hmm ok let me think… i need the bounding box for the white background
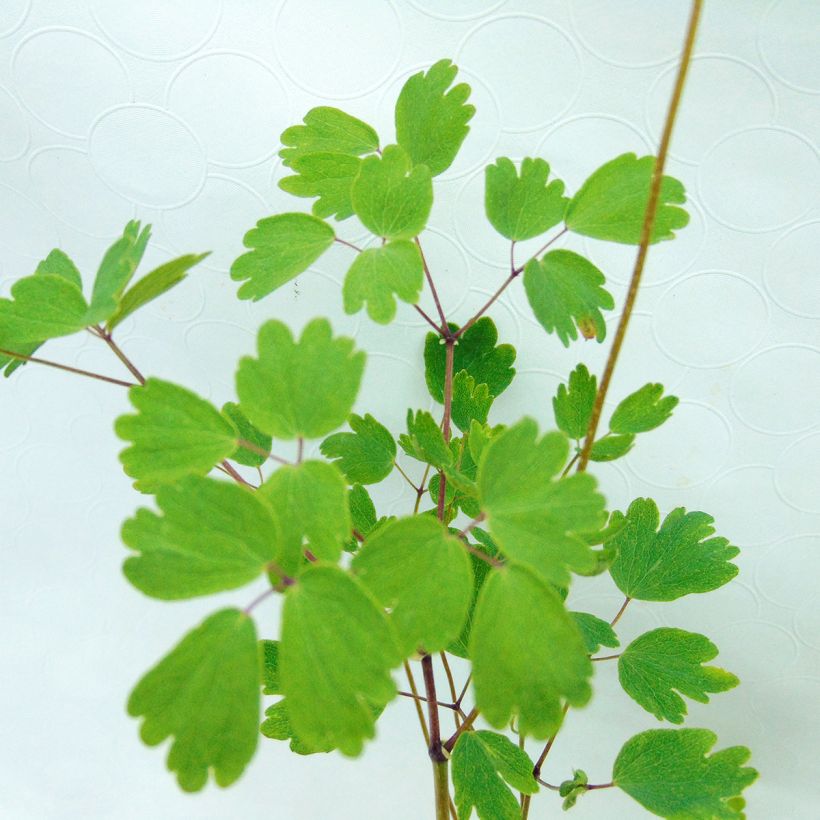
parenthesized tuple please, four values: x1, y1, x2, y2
(1, 1, 819, 818)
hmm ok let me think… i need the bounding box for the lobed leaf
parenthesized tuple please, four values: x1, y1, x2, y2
(280, 564, 401, 756)
(613, 729, 757, 819)
(115, 378, 238, 493)
(485, 157, 568, 241)
(128, 609, 259, 792)
(236, 318, 365, 440)
(524, 250, 614, 346)
(566, 153, 689, 244)
(589, 432, 635, 462)
(572, 611, 620, 654)
(607, 498, 740, 601)
(451, 370, 494, 433)
(398, 408, 453, 470)
(395, 58, 474, 177)
(280, 106, 379, 166)
(122, 475, 282, 599)
(320, 413, 396, 485)
(619, 628, 739, 723)
(230, 213, 335, 301)
(553, 363, 597, 440)
(610, 382, 679, 434)
(280, 152, 362, 221)
(222, 401, 272, 468)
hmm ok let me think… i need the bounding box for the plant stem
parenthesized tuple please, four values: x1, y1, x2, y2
(403, 661, 431, 748)
(414, 304, 443, 333)
(577, 0, 703, 472)
(96, 326, 146, 384)
(334, 237, 363, 253)
(0, 347, 137, 388)
(416, 237, 448, 333)
(236, 438, 291, 466)
(443, 707, 479, 752)
(436, 338, 455, 520)
(455, 673, 471, 709)
(591, 653, 621, 662)
(394, 460, 420, 492)
(422, 654, 450, 820)
(433, 757, 450, 820)
(533, 703, 569, 780)
(610, 596, 632, 627)
(439, 653, 461, 729)
(458, 512, 486, 538)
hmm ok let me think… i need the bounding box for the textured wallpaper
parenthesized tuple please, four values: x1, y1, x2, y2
(1, 1, 818, 818)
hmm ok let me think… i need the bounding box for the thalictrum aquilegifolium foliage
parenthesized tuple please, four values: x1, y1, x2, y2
(0, 45, 756, 820)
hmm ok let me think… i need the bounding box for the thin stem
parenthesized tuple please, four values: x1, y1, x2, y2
(414, 464, 432, 514)
(455, 673, 472, 709)
(591, 653, 622, 662)
(296, 437, 304, 464)
(236, 438, 291, 466)
(96, 326, 146, 384)
(243, 585, 280, 614)
(532, 702, 570, 779)
(436, 339, 455, 520)
(534, 778, 561, 792)
(415, 237, 448, 332)
(439, 653, 461, 729)
(458, 512, 486, 539)
(443, 707, 479, 753)
(394, 460, 421, 493)
(396, 691, 463, 713)
(561, 452, 580, 479)
(610, 596, 632, 627)
(511, 227, 568, 276)
(0, 348, 137, 389)
(219, 459, 254, 487)
(461, 540, 503, 568)
(577, 0, 702, 472)
(422, 654, 450, 820)
(414, 304, 443, 333)
(351, 529, 365, 543)
(403, 661, 431, 748)
(334, 237, 363, 253)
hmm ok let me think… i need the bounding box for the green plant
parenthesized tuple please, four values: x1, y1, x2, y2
(0, 3, 758, 817)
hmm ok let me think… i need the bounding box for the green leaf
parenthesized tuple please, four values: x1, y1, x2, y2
(524, 250, 614, 346)
(608, 498, 740, 601)
(477, 418, 607, 585)
(613, 729, 757, 819)
(236, 318, 365, 440)
(425, 318, 516, 403)
(122, 476, 282, 599)
(260, 699, 334, 755)
(470, 564, 592, 737)
(115, 378, 238, 493)
(230, 214, 335, 301)
(485, 157, 568, 241)
(619, 628, 739, 724)
(571, 611, 620, 654)
(107, 253, 209, 331)
(128, 608, 259, 792)
(566, 153, 689, 245)
(452, 730, 538, 820)
(395, 58, 474, 177)
(553, 364, 597, 440)
(559, 769, 589, 811)
(0, 249, 86, 375)
(589, 433, 635, 462)
(89, 220, 151, 321)
(352, 516, 472, 656)
(280, 106, 379, 166)
(448, 527, 499, 658)
(342, 239, 424, 323)
(320, 413, 396, 485)
(468, 419, 493, 465)
(280, 152, 363, 221)
(222, 402, 272, 468)
(351, 145, 433, 240)
(451, 370, 494, 433)
(428, 435, 481, 519)
(610, 383, 679, 434)
(260, 640, 280, 694)
(280, 564, 401, 756)
(257, 461, 349, 574)
(398, 409, 453, 470)
(348, 483, 377, 538)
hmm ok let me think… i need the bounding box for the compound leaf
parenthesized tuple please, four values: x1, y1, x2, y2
(342, 239, 424, 323)
(470, 564, 592, 737)
(395, 58, 475, 177)
(607, 498, 740, 601)
(619, 628, 739, 723)
(485, 157, 568, 240)
(477, 418, 607, 585)
(553, 363, 597, 440)
(280, 106, 379, 166)
(320, 413, 396, 485)
(280, 564, 401, 756)
(128, 608, 259, 792)
(610, 383, 679, 434)
(452, 730, 538, 820)
(572, 611, 620, 654)
(524, 250, 614, 346)
(350, 145, 433, 240)
(425, 318, 516, 403)
(566, 153, 689, 245)
(89, 220, 151, 322)
(230, 213, 335, 301)
(257, 461, 350, 574)
(222, 402, 272, 468)
(107, 252, 209, 331)
(352, 516, 472, 656)
(613, 729, 757, 819)
(398, 409, 453, 470)
(122, 476, 282, 599)
(451, 370, 494, 433)
(115, 378, 238, 493)
(236, 318, 365, 440)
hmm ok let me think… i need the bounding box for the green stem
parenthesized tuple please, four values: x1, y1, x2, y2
(433, 758, 450, 820)
(0, 347, 136, 388)
(577, 0, 703, 472)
